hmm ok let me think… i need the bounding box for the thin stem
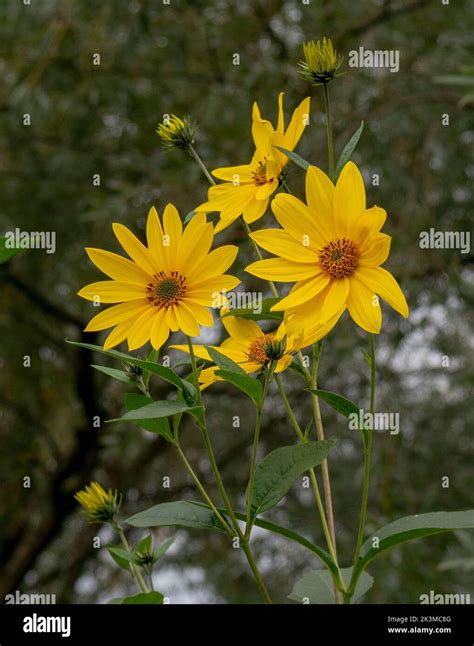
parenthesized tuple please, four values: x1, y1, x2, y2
(116, 525, 148, 594)
(188, 143, 216, 185)
(186, 335, 273, 604)
(245, 369, 271, 538)
(347, 334, 376, 600)
(323, 84, 334, 181)
(241, 219, 279, 298)
(274, 374, 344, 599)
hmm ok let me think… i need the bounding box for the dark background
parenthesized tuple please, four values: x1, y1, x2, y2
(1, 0, 473, 604)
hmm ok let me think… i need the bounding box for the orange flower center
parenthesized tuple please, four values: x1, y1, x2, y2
(319, 238, 359, 279)
(252, 162, 268, 186)
(147, 271, 186, 307)
(247, 333, 276, 365)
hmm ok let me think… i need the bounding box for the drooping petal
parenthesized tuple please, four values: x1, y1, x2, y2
(346, 277, 382, 334)
(272, 273, 330, 310)
(242, 197, 268, 225)
(356, 266, 409, 318)
(320, 278, 350, 323)
(84, 300, 149, 331)
(103, 318, 135, 350)
(174, 301, 200, 336)
(150, 308, 169, 350)
(127, 308, 157, 351)
(212, 165, 255, 182)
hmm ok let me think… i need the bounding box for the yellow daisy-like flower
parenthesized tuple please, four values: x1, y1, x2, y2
(78, 205, 240, 351)
(173, 312, 306, 389)
(74, 481, 121, 523)
(195, 92, 310, 234)
(245, 162, 409, 341)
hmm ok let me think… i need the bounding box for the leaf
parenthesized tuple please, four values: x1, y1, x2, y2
(184, 209, 196, 223)
(308, 389, 360, 419)
(124, 394, 174, 442)
(0, 236, 24, 264)
(289, 567, 373, 604)
(106, 545, 139, 567)
(288, 361, 307, 378)
(335, 121, 364, 179)
(110, 399, 201, 424)
(205, 346, 245, 375)
(222, 297, 283, 321)
(214, 369, 263, 406)
(356, 510, 474, 574)
(91, 364, 135, 385)
(360, 347, 372, 368)
(134, 534, 153, 555)
(153, 537, 176, 563)
(66, 340, 195, 399)
(109, 592, 164, 605)
(274, 146, 310, 171)
(126, 501, 226, 532)
(250, 440, 335, 518)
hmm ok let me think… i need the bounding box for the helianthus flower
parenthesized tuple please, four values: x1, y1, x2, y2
(298, 38, 344, 86)
(74, 481, 121, 523)
(195, 92, 310, 234)
(78, 205, 240, 351)
(172, 311, 307, 389)
(245, 162, 408, 340)
(156, 114, 197, 151)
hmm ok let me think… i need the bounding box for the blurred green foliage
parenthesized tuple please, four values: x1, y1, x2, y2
(0, 0, 473, 603)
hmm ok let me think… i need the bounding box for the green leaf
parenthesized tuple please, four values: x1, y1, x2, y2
(360, 347, 372, 368)
(66, 340, 195, 399)
(106, 545, 139, 567)
(91, 364, 135, 385)
(274, 146, 310, 171)
(134, 534, 153, 555)
(123, 394, 175, 442)
(308, 389, 360, 419)
(214, 369, 263, 406)
(126, 501, 226, 532)
(110, 399, 201, 424)
(0, 236, 24, 264)
(109, 592, 164, 605)
(356, 510, 474, 574)
(222, 297, 283, 321)
(335, 121, 364, 179)
(153, 537, 176, 563)
(289, 567, 373, 604)
(288, 360, 307, 378)
(205, 346, 245, 374)
(184, 209, 196, 223)
(250, 440, 335, 518)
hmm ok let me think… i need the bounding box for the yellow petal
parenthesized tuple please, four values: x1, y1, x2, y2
(346, 278, 382, 333)
(275, 355, 293, 373)
(85, 248, 149, 284)
(334, 161, 366, 238)
(174, 301, 201, 336)
(272, 273, 330, 310)
(276, 91, 285, 133)
(283, 96, 311, 151)
(146, 206, 168, 270)
(127, 308, 157, 351)
(250, 229, 317, 263)
(103, 318, 134, 350)
(246, 257, 317, 281)
(171, 343, 212, 361)
(150, 308, 169, 350)
(222, 314, 261, 344)
(78, 281, 146, 303)
(358, 230, 391, 267)
(356, 266, 409, 318)
(364, 205, 387, 231)
(84, 300, 149, 331)
(320, 278, 350, 323)
(305, 166, 335, 242)
(212, 165, 254, 182)
(271, 193, 328, 249)
(252, 102, 274, 155)
(180, 215, 214, 272)
(163, 203, 183, 268)
(242, 197, 268, 225)
(190, 245, 239, 283)
(112, 223, 156, 275)
(188, 274, 240, 294)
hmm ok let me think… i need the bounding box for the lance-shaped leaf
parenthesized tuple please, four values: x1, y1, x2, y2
(308, 389, 360, 419)
(289, 567, 373, 604)
(274, 146, 310, 171)
(250, 440, 335, 518)
(0, 236, 24, 264)
(335, 121, 364, 179)
(123, 393, 174, 443)
(205, 346, 245, 374)
(126, 501, 227, 532)
(214, 369, 263, 406)
(92, 364, 135, 385)
(108, 399, 202, 425)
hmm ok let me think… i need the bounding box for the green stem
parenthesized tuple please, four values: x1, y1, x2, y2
(116, 525, 148, 594)
(188, 143, 216, 186)
(186, 336, 273, 604)
(346, 334, 376, 602)
(274, 374, 344, 600)
(323, 84, 334, 181)
(245, 369, 271, 538)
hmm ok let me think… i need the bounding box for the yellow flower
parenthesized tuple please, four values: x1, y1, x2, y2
(245, 162, 409, 341)
(298, 38, 344, 86)
(157, 114, 197, 151)
(74, 481, 121, 523)
(172, 311, 308, 389)
(78, 205, 240, 351)
(195, 93, 310, 234)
